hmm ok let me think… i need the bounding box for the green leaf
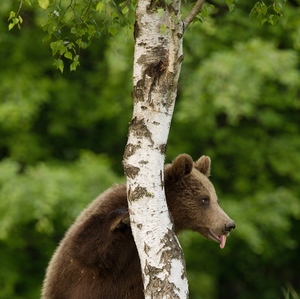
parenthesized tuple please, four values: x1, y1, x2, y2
(70, 27, 77, 34)
(53, 58, 64, 72)
(273, 1, 283, 14)
(38, 0, 50, 9)
(108, 27, 118, 36)
(43, 34, 51, 41)
(96, 2, 105, 12)
(7, 11, 16, 22)
(24, 0, 32, 5)
(76, 38, 89, 49)
(50, 40, 65, 56)
(121, 6, 129, 14)
(13, 18, 20, 25)
(95, 31, 101, 38)
(81, 41, 88, 49)
(249, 2, 260, 18)
(201, 3, 214, 18)
(8, 23, 15, 31)
(262, 14, 281, 25)
(226, 0, 236, 12)
(157, 8, 165, 18)
(70, 55, 80, 71)
(160, 23, 167, 34)
(260, 2, 268, 15)
(228, 3, 235, 12)
(64, 51, 73, 60)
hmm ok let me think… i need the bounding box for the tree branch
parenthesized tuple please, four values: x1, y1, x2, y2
(183, 0, 205, 30)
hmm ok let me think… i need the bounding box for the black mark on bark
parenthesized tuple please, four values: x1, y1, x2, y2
(137, 46, 167, 66)
(147, 0, 166, 12)
(130, 185, 148, 202)
(144, 242, 150, 255)
(159, 143, 167, 155)
(177, 54, 184, 62)
(132, 79, 145, 103)
(134, 20, 140, 40)
(144, 58, 169, 103)
(124, 143, 139, 158)
(160, 170, 164, 190)
(130, 117, 154, 145)
(135, 47, 170, 105)
(160, 228, 186, 271)
(124, 165, 140, 179)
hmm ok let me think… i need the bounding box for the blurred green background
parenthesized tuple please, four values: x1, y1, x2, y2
(1, 1, 300, 298)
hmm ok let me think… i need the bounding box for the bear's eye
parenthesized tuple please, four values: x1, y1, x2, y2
(201, 197, 210, 204)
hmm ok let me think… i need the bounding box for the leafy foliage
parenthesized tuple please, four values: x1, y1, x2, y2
(225, 0, 237, 12)
(178, 38, 299, 124)
(250, 0, 286, 25)
(8, 10, 23, 30)
(7, 0, 135, 71)
(0, 152, 122, 298)
(8, 0, 286, 71)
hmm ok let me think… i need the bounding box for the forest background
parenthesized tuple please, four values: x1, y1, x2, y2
(1, 0, 300, 298)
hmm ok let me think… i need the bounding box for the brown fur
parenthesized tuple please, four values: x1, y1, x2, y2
(42, 154, 235, 299)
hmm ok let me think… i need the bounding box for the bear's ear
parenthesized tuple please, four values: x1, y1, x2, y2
(195, 155, 211, 177)
(171, 154, 194, 180)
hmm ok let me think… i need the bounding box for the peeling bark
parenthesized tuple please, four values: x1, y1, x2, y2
(123, 0, 189, 298)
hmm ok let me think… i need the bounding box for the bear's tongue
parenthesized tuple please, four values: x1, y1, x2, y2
(219, 235, 227, 249)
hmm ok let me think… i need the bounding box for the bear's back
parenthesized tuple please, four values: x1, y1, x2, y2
(41, 184, 144, 299)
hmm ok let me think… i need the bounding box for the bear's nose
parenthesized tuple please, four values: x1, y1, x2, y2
(225, 222, 236, 232)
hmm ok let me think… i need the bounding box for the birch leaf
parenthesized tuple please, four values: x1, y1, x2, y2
(38, 0, 49, 9)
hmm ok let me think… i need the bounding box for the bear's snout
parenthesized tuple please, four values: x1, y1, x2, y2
(224, 221, 236, 232)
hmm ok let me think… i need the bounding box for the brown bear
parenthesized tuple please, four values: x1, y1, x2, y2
(41, 154, 235, 299)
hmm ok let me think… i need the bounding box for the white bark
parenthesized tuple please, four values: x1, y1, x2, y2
(123, 0, 205, 297)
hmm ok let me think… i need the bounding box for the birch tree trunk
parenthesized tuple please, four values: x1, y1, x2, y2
(123, 0, 204, 297)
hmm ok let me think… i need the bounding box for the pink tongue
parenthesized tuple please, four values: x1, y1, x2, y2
(219, 235, 227, 249)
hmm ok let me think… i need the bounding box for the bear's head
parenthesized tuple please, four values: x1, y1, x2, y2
(164, 154, 235, 249)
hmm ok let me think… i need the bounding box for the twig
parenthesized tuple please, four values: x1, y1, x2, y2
(183, 0, 205, 30)
(16, 0, 23, 16)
